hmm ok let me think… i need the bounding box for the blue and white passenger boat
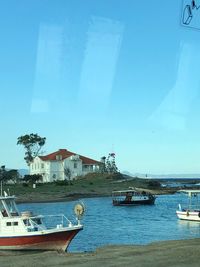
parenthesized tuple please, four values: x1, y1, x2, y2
(112, 188, 156, 206)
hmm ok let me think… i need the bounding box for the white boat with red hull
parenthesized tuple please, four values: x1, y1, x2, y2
(0, 193, 85, 251)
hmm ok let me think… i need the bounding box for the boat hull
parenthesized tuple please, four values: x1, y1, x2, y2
(0, 226, 83, 252)
(113, 198, 155, 206)
(176, 210, 200, 221)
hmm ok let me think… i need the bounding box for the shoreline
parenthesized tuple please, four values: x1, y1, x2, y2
(15, 188, 177, 204)
(5, 173, 181, 204)
(16, 192, 110, 204)
(0, 238, 200, 266)
(4, 173, 179, 204)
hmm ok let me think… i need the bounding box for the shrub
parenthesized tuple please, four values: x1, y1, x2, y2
(147, 180, 161, 188)
(54, 180, 69, 186)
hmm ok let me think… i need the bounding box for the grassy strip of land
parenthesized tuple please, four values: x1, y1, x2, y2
(2, 173, 176, 203)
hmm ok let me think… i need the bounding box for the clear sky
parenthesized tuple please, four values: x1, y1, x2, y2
(1, 0, 200, 175)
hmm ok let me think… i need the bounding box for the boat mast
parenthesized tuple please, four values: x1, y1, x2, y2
(188, 191, 192, 209)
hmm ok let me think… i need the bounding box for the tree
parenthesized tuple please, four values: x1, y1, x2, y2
(6, 169, 20, 184)
(0, 166, 20, 184)
(23, 174, 42, 184)
(109, 153, 118, 173)
(99, 156, 106, 173)
(0, 165, 6, 183)
(17, 133, 46, 165)
(106, 155, 112, 173)
(64, 167, 72, 184)
(100, 153, 119, 174)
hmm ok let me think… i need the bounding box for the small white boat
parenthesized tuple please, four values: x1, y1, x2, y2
(0, 192, 85, 251)
(176, 190, 200, 221)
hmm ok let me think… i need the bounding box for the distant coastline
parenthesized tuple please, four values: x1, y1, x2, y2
(122, 171, 200, 179)
(18, 169, 200, 180)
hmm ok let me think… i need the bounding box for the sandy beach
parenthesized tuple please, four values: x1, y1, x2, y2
(0, 238, 200, 267)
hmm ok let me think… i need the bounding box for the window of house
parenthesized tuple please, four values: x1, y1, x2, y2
(84, 165, 89, 169)
(74, 162, 77, 168)
(13, 222, 18, 226)
(41, 163, 44, 168)
(6, 222, 11, 226)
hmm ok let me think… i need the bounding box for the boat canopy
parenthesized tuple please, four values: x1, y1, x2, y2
(112, 188, 150, 193)
(112, 190, 136, 193)
(112, 189, 150, 196)
(178, 190, 200, 194)
(178, 190, 200, 197)
(0, 195, 19, 217)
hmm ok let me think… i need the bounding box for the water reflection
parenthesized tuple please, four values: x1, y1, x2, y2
(178, 220, 200, 235)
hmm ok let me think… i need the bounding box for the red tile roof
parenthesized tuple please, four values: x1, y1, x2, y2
(39, 149, 100, 165)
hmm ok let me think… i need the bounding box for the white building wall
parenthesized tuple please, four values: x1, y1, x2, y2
(49, 161, 65, 182)
(30, 157, 49, 182)
(63, 156, 82, 179)
(30, 155, 99, 182)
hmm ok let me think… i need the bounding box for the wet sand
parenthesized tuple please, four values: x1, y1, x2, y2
(1, 238, 200, 267)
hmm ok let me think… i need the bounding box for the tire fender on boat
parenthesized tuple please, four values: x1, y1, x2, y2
(186, 210, 189, 216)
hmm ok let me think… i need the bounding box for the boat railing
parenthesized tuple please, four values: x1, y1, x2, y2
(181, 204, 200, 211)
(35, 214, 73, 229)
(28, 217, 46, 232)
(189, 204, 200, 210)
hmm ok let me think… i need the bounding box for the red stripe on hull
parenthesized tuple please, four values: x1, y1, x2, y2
(0, 228, 82, 251)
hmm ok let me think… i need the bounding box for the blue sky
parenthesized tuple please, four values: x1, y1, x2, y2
(1, 0, 200, 175)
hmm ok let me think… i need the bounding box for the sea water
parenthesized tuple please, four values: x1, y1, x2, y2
(19, 194, 200, 252)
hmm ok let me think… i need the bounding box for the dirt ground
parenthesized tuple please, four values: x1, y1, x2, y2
(1, 238, 200, 267)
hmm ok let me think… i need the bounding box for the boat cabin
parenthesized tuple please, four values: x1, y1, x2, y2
(0, 196, 19, 218)
(0, 195, 46, 234)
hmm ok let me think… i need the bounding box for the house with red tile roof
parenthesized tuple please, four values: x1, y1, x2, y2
(29, 149, 101, 182)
